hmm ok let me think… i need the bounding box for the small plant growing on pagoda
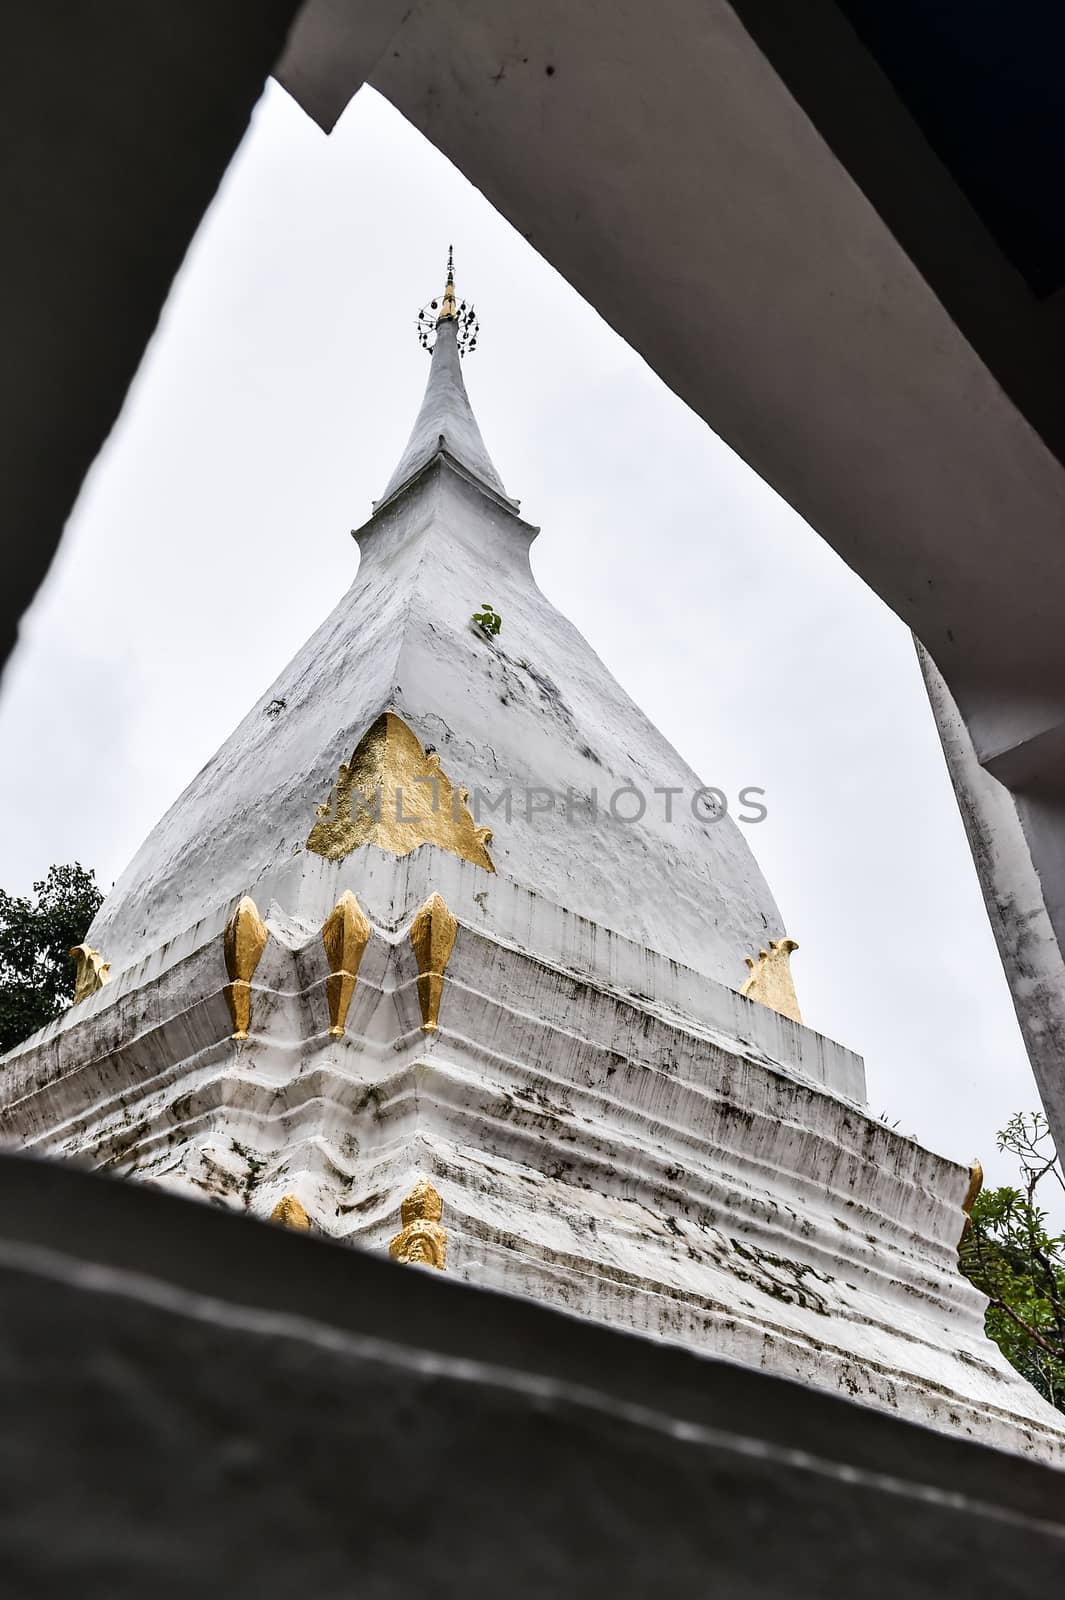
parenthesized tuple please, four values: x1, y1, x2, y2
(472, 602, 502, 637)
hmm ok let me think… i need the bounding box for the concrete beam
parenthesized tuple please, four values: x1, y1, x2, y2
(1, 1152, 1063, 1593)
(275, 0, 414, 133)
(1, 1, 302, 678)
(919, 644, 1065, 1153)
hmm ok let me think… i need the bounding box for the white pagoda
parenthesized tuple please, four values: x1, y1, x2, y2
(4, 256, 1063, 1464)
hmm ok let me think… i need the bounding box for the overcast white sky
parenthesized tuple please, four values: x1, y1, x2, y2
(0, 82, 1045, 1192)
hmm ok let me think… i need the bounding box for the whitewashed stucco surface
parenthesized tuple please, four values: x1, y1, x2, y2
(87, 319, 786, 995)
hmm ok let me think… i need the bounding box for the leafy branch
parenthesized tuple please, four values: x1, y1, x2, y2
(959, 1111, 1065, 1412)
(472, 602, 502, 637)
(0, 863, 104, 1054)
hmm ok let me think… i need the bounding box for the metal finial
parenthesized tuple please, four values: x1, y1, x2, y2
(415, 248, 480, 358)
(439, 246, 458, 322)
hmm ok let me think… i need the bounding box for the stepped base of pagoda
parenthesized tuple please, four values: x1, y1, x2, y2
(2, 884, 1062, 1464)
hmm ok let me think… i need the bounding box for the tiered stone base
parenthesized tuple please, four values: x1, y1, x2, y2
(3, 875, 1063, 1464)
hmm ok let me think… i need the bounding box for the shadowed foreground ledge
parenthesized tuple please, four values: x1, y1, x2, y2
(0, 1152, 1061, 1595)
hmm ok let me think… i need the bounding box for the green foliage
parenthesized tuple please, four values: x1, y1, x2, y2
(472, 601, 502, 637)
(959, 1112, 1065, 1412)
(0, 863, 104, 1054)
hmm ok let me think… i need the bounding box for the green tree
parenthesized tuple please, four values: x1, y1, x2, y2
(0, 863, 104, 1054)
(959, 1111, 1065, 1413)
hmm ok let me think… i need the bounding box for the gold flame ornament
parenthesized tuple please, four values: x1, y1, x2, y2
(223, 896, 269, 1040)
(959, 1160, 983, 1245)
(306, 713, 493, 873)
(409, 893, 458, 1033)
(270, 1193, 311, 1232)
(69, 944, 111, 1005)
(321, 890, 372, 1036)
(389, 1178, 447, 1270)
(740, 937, 802, 1024)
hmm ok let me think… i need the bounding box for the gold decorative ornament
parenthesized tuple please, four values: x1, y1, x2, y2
(959, 1160, 983, 1244)
(223, 895, 269, 1040)
(409, 892, 458, 1033)
(321, 890, 372, 1037)
(69, 944, 111, 1005)
(306, 711, 494, 873)
(438, 251, 458, 322)
(416, 247, 479, 356)
(740, 937, 802, 1024)
(389, 1177, 447, 1269)
(270, 1193, 311, 1231)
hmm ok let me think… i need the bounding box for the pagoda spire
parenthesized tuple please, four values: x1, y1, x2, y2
(376, 251, 512, 509)
(438, 245, 458, 322)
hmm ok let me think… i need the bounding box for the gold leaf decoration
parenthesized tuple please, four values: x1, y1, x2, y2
(223, 895, 269, 1040)
(306, 712, 494, 872)
(69, 945, 111, 1005)
(740, 937, 802, 1024)
(389, 1177, 447, 1270)
(409, 892, 458, 1033)
(270, 1193, 311, 1231)
(959, 1160, 983, 1245)
(321, 890, 372, 1036)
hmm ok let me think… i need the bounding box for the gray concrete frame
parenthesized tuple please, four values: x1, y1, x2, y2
(1, 1151, 1063, 1594)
